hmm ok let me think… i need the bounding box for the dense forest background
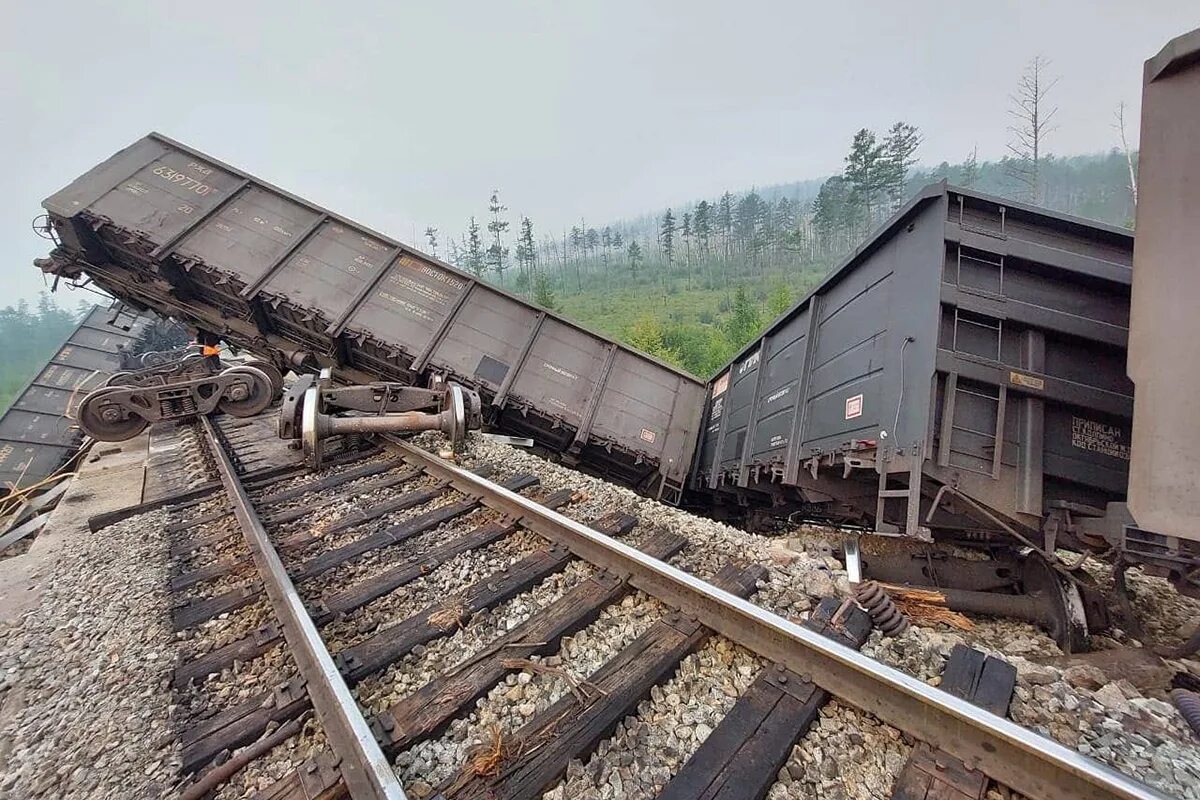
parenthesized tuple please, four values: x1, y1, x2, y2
(430, 144, 1136, 378)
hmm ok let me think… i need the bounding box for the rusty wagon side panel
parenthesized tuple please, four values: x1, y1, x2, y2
(40, 134, 706, 498)
(0, 306, 146, 493)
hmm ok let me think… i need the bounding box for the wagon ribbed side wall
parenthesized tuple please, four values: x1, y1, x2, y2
(0, 307, 146, 492)
(41, 133, 705, 493)
(695, 193, 943, 495)
(929, 190, 1134, 532)
(695, 183, 1135, 540)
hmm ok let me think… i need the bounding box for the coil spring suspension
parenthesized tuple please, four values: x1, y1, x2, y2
(854, 580, 910, 637)
(1172, 689, 1200, 739)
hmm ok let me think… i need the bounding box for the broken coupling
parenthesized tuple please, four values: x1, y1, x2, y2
(853, 580, 910, 637)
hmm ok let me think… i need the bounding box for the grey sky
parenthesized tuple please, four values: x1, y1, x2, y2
(1, 1, 1194, 307)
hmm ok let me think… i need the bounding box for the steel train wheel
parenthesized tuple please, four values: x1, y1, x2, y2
(243, 360, 285, 399)
(278, 373, 315, 439)
(446, 384, 467, 450)
(77, 387, 149, 442)
(301, 384, 323, 469)
(217, 366, 274, 418)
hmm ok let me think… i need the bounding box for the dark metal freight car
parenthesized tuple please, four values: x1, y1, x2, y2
(0, 306, 147, 493)
(37, 134, 706, 499)
(695, 182, 1135, 547)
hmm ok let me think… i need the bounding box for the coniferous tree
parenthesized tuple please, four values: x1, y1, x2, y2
(881, 122, 923, 209)
(725, 286, 763, 349)
(569, 226, 584, 262)
(465, 216, 485, 278)
(844, 128, 887, 233)
(717, 192, 735, 262)
(515, 216, 537, 292)
(486, 190, 510, 280)
(693, 200, 712, 258)
(627, 240, 643, 276)
(812, 176, 853, 256)
(659, 209, 676, 265)
(533, 271, 558, 310)
(680, 212, 692, 268)
(767, 283, 792, 318)
(424, 226, 439, 257)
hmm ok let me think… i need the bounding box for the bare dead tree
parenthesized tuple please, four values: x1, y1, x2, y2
(1114, 101, 1138, 207)
(1006, 56, 1059, 203)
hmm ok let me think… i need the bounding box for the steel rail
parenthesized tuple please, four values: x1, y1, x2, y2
(385, 437, 1169, 800)
(200, 418, 407, 800)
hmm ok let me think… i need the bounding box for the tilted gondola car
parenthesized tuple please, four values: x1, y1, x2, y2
(35, 134, 706, 500)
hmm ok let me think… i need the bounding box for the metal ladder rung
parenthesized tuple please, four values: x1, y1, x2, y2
(878, 489, 912, 498)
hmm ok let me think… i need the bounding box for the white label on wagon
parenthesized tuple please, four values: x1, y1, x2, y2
(845, 394, 864, 420)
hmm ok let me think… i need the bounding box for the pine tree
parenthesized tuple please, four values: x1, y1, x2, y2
(486, 190, 511, 280)
(693, 200, 712, 258)
(515, 216, 537, 292)
(767, 283, 792, 318)
(717, 192, 734, 261)
(659, 209, 676, 264)
(680, 211, 692, 268)
(844, 128, 886, 232)
(569, 226, 584, 260)
(627, 240, 643, 275)
(735, 192, 768, 263)
(533, 271, 558, 310)
(585, 228, 600, 259)
(424, 226, 439, 257)
(881, 122, 922, 209)
(725, 286, 763, 348)
(465, 216, 485, 278)
(812, 176, 852, 256)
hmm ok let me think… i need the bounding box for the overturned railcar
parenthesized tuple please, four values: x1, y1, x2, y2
(0, 305, 147, 493)
(37, 134, 706, 499)
(695, 182, 1137, 552)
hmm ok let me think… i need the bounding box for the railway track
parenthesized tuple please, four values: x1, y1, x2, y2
(154, 415, 1172, 800)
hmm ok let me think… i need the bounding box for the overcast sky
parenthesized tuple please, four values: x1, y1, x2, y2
(1, 2, 1194, 307)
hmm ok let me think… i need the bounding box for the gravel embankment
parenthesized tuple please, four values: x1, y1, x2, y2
(435, 433, 1200, 800)
(0, 509, 178, 799)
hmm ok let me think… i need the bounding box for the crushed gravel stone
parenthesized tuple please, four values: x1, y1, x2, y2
(0, 509, 179, 799)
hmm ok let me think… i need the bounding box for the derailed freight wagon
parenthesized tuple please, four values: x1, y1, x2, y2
(0, 305, 147, 494)
(695, 182, 1136, 551)
(36, 134, 706, 499)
